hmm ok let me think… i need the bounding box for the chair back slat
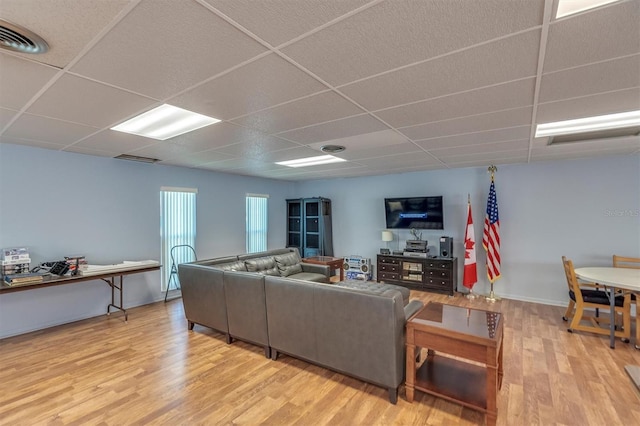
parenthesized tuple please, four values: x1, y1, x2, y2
(562, 256, 583, 302)
(613, 255, 640, 269)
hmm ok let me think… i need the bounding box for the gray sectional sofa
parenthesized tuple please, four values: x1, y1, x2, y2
(178, 248, 423, 403)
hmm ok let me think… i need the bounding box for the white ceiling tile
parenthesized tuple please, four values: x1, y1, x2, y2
(442, 156, 528, 168)
(336, 141, 422, 161)
(0, 0, 131, 68)
(161, 150, 235, 166)
(27, 74, 157, 128)
(438, 148, 529, 164)
(307, 129, 408, 151)
(231, 91, 363, 134)
(253, 146, 326, 163)
(340, 30, 541, 111)
(62, 146, 119, 158)
(179, 122, 300, 152)
(400, 107, 533, 141)
(0, 53, 59, 110)
(0, 107, 18, 130)
(170, 54, 327, 120)
(539, 55, 640, 103)
(212, 139, 301, 159)
(355, 151, 441, 168)
(70, 0, 267, 99)
(204, 0, 374, 47)
(72, 129, 156, 153)
(544, 1, 640, 73)
(376, 79, 536, 128)
(414, 127, 532, 150)
(276, 114, 389, 144)
(429, 140, 530, 158)
(537, 88, 640, 123)
(282, 0, 544, 86)
(3, 113, 99, 145)
(127, 141, 203, 160)
(0, 135, 66, 150)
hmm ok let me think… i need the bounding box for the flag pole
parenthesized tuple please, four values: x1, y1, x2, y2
(465, 194, 477, 299)
(486, 165, 501, 303)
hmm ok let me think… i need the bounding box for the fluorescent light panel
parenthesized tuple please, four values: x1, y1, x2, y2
(535, 110, 640, 138)
(111, 104, 220, 140)
(556, 0, 621, 18)
(276, 155, 347, 168)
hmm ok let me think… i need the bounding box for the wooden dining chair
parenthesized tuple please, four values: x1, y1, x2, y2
(613, 255, 640, 349)
(561, 256, 601, 322)
(562, 256, 631, 341)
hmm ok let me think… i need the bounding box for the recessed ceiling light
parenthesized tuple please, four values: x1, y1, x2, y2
(111, 104, 220, 140)
(276, 155, 347, 168)
(535, 110, 640, 138)
(555, 0, 621, 18)
(320, 145, 346, 153)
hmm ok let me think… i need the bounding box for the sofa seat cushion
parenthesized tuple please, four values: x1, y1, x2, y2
(289, 272, 328, 283)
(336, 280, 410, 305)
(245, 257, 279, 275)
(274, 252, 303, 277)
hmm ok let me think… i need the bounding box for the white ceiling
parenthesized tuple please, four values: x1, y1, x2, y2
(0, 0, 638, 181)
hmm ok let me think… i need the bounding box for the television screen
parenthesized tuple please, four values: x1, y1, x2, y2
(384, 196, 444, 230)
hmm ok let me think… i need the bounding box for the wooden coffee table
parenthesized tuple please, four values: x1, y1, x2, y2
(302, 256, 344, 282)
(406, 302, 503, 426)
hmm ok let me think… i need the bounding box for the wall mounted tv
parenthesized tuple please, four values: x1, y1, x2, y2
(384, 196, 444, 230)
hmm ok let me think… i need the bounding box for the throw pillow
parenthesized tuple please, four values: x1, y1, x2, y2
(274, 252, 303, 277)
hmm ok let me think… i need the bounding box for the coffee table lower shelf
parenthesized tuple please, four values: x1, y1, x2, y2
(415, 354, 489, 412)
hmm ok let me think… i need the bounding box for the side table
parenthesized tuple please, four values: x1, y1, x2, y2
(302, 256, 344, 282)
(406, 302, 503, 426)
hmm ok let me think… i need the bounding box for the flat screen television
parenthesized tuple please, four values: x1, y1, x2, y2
(384, 196, 444, 230)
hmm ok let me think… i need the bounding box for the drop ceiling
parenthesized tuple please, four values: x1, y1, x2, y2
(0, 0, 638, 181)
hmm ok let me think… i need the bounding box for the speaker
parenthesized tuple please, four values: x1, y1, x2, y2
(359, 258, 371, 274)
(439, 236, 453, 258)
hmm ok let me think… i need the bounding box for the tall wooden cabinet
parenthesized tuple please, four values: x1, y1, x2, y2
(286, 197, 333, 257)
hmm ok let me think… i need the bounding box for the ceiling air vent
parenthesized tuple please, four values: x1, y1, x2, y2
(0, 19, 49, 54)
(320, 144, 346, 153)
(547, 126, 640, 145)
(115, 154, 160, 164)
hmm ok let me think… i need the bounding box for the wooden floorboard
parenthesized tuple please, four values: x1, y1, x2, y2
(0, 290, 639, 425)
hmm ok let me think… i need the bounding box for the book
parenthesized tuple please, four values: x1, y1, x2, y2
(4, 273, 44, 285)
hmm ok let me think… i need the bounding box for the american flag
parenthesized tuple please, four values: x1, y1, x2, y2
(482, 180, 501, 283)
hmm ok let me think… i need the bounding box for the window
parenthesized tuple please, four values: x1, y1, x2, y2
(160, 187, 197, 291)
(246, 193, 268, 253)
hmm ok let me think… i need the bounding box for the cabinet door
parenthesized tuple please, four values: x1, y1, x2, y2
(286, 200, 302, 252)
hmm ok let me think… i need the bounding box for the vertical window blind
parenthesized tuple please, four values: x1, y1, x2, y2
(160, 187, 197, 291)
(246, 194, 268, 253)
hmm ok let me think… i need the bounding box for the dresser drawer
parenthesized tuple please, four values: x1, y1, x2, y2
(378, 256, 401, 266)
(425, 278, 450, 288)
(426, 260, 453, 270)
(378, 271, 400, 281)
(425, 269, 451, 279)
(378, 263, 400, 273)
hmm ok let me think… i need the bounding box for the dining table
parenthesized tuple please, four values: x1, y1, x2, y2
(574, 267, 640, 349)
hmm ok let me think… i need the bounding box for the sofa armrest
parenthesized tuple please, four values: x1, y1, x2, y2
(404, 300, 424, 321)
(300, 263, 330, 280)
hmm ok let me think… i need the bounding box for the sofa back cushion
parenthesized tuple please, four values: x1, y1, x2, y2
(274, 251, 303, 277)
(216, 260, 248, 272)
(245, 257, 279, 276)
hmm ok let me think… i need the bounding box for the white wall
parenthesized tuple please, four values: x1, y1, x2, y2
(0, 144, 294, 338)
(1, 143, 638, 338)
(295, 154, 640, 306)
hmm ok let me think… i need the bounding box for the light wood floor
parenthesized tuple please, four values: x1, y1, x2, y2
(1, 291, 639, 425)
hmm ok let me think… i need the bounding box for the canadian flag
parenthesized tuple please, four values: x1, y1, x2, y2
(463, 201, 478, 290)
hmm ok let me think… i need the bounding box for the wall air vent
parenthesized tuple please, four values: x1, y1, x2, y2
(115, 154, 160, 163)
(547, 126, 640, 145)
(0, 19, 49, 54)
